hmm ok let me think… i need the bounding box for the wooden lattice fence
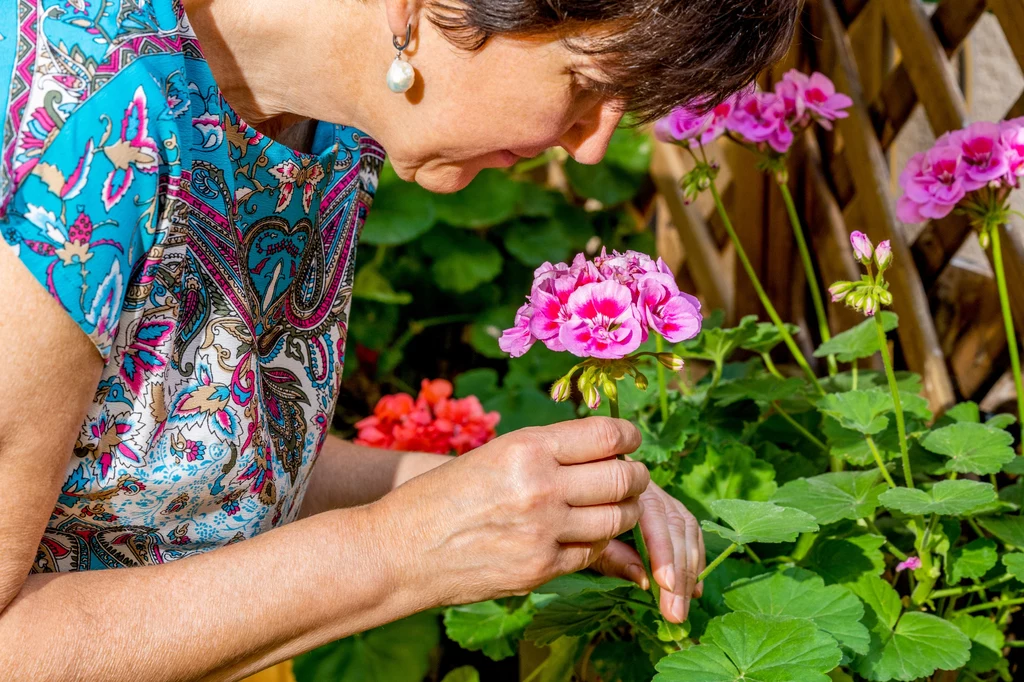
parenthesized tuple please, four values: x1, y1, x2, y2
(653, 0, 1024, 415)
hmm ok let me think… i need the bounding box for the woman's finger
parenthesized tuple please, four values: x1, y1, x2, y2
(667, 509, 690, 623)
(560, 459, 650, 506)
(695, 515, 707, 598)
(590, 539, 648, 588)
(638, 491, 675, 594)
(681, 510, 700, 613)
(558, 497, 643, 543)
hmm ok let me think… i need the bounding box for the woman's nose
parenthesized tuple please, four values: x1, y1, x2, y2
(558, 101, 625, 165)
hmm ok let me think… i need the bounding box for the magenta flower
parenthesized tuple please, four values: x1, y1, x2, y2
(775, 70, 852, 129)
(942, 122, 1009, 191)
(896, 556, 922, 572)
(896, 145, 968, 223)
(498, 303, 535, 358)
(558, 281, 643, 359)
(875, 240, 892, 271)
(638, 274, 703, 343)
(850, 231, 874, 264)
(728, 92, 794, 154)
(655, 97, 736, 148)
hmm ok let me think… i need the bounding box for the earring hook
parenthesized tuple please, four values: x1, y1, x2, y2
(393, 23, 412, 52)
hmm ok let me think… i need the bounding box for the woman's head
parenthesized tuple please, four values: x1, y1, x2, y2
(364, 0, 801, 192)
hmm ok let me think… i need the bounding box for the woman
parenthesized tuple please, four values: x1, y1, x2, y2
(0, 0, 797, 679)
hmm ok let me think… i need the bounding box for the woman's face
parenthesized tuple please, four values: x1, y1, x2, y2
(365, 22, 625, 194)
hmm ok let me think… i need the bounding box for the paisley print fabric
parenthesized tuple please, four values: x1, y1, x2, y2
(0, 0, 383, 571)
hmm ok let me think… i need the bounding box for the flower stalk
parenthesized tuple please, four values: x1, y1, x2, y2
(698, 542, 738, 582)
(990, 226, 1024, 443)
(874, 313, 913, 487)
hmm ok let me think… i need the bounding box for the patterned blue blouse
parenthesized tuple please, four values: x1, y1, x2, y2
(0, 0, 383, 570)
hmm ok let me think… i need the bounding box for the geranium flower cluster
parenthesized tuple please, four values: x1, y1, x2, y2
(655, 70, 853, 155)
(896, 120, 1024, 240)
(829, 231, 893, 317)
(355, 379, 499, 455)
(498, 249, 703, 360)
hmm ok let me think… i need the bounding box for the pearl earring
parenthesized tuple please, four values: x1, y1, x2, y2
(387, 23, 415, 94)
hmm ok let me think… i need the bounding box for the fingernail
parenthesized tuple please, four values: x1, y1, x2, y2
(657, 566, 675, 593)
(628, 564, 648, 589)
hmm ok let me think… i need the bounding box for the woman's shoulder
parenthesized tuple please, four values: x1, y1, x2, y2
(0, 0, 193, 205)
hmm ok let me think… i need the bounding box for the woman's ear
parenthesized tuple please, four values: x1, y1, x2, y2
(383, 0, 423, 40)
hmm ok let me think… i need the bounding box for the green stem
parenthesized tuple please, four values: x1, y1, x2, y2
(773, 402, 828, 452)
(744, 545, 762, 563)
(953, 596, 1024, 616)
(777, 180, 837, 376)
(929, 574, 1013, 599)
(761, 352, 783, 379)
(791, 532, 818, 562)
(851, 364, 858, 390)
(991, 227, 1024, 444)
(874, 312, 913, 487)
(655, 336, 670, 423)
(698, 543, 738, 582)
(708, 180, 824, 395)
(865, 436, 897, 489)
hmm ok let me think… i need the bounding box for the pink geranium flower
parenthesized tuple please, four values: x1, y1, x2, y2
(1000, 119, 1024, 182)
(728, 92, 794, 154)
(941, 122, 1009, 191)
(559, 281, 643, 359)
(655, 96, 737, 148)
(498, 303, 535, 358)
(896, 556, 922, 572)
(775, 70, 852, 129)
(638, 274, 703, 343)
(850, 231, 874, 264)
(896, 145, 968, 223)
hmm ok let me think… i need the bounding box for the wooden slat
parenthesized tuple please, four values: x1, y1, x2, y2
(817, 0, 957, 410)
(725, 141, 769, 321)
(989, 0, 1024, 68)
(837, 0, 871, 25)
(650, 142, 733, 319)
(911, 214, 974, 288)
(992, 223, 1024, 332)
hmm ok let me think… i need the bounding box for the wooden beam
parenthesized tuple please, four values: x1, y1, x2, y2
(817, 0, 957, 410)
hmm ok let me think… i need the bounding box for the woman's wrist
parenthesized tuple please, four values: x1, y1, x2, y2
(393, 452, 454, 489)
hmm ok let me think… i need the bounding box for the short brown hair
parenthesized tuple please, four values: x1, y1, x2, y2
(428, 0, 801, 123)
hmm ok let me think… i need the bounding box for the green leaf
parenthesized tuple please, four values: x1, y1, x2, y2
(771, 470, 885, 525)
(534, 572, 634, 597)
(943, 401, 981, 424)
(564, 128, 650, 205)
(424, 230, 504, 294)
(653, 612, 842, 682)
(948, 539, 998, 584)
(503, 217, 573, 267)
(723, 567, 870, 654)
(712, 376, 806, 407)
(849, 576, 971, 682)
(702, 499, 818, 546)
(740, 322, 801, 355)
(293, 612, 440, 682)
(878, 480, 996, 516)
(952, 614, 1007, 674)
(433, 169, 522, 228)
(525, 590, 624, 646)
(813, 312, 898, 363)
(698, 558, 768, 618)
(817, 390, 892, 435)
(978, 515, 1024, 547)
(919, 422, 1016, 475)
(443, 597, 537, 661)
(676, 316, 760, 366)
(602, 126, 654, 174)
(675, 443, 778, 520)
(808, 534, 886, 585)
(987, 413, 1018, 430)
(360, 167, 437, 245)
(535, 637, 585, 682)
(633, 403, 699, 464)
(821, 416, 900, 467)
(352, 264, 413, 305)
(1002, 552, 1024, 580)
(440, 667, 480, 682)
(590, 640, 658, 682)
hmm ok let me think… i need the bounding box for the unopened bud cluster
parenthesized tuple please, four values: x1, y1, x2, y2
(829, 232, 894, 317)
(548, 353, 686, 410)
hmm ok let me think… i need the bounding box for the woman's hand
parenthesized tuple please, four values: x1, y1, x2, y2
(591, 482, 705, 624)
(371, 417, 651, 607)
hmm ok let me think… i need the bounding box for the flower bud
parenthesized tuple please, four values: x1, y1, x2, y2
(602, 377, 618, 403)
(549, 376, 572, 402)
(656, 353, 685, 372)
(874, 240, 892, 272)
(850, 231, 874, 264)
(582, 383, 601, 410)
(862, 293, 878, 317)
(877, 288, 893, 307)
(980, 229, 992, 249)
(634, 372, 649, 391)
(828, 280, 856, 303)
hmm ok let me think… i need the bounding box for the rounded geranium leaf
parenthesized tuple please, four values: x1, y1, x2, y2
(814, 312, 898, 363)
(878, 480, 996, 517)
(978, 515, 1024, 547)
(653, 612, 842, 682)
(440, 667, 480, 682)
(1002, 552, 1024, 582)
(772, 470, 885, 525)
(817, 390, 893, 435)
(952, 614, 1008, 675)
(919, 422, 1016, 475)
(443, 598, 538, 661)
(432, 169, 522, 228)
(947, 539, 998, 584)
(702, 499, 818, 546)
(723, 567, 870, 654)
(712, 376, 806, 407)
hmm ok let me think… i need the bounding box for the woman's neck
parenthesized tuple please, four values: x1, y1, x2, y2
(181, 0, 388, 138)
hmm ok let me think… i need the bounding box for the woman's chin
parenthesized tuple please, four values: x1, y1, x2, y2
(409, 153, 522, 194)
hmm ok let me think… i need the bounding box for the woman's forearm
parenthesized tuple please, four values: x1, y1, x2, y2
(299, 434, 452, 517)
(0, 505, 432, 682)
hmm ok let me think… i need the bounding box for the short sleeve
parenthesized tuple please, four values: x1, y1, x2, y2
(0, 81, 167, 360)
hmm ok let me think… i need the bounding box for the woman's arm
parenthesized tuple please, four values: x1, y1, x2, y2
(298, 435, 452, 518)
